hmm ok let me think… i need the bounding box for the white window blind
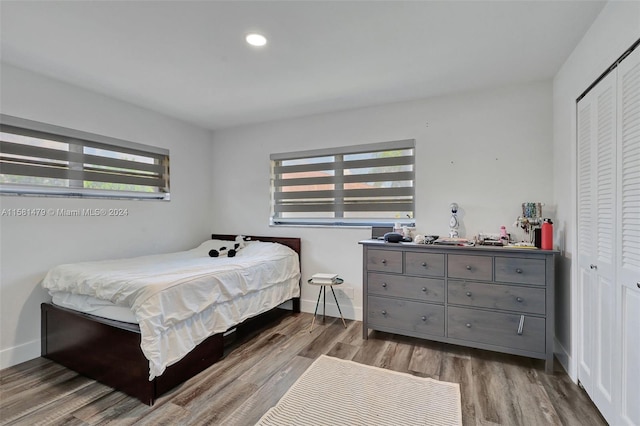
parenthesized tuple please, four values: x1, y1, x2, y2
(270, 139, 415, 226)
(0, 115, 170, 200)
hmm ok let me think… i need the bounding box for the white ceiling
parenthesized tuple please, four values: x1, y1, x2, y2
(0, 1, 605, 131)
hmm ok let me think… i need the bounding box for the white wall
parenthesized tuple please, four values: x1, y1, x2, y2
(0, 64, 214, 368)
(211, 80, 554, 321)
(552, 2, 640, 379)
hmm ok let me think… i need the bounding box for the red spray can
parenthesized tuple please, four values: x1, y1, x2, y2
(541, 219, 553, 250)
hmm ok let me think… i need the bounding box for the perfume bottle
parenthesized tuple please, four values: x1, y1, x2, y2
(500, 225, 508, 243)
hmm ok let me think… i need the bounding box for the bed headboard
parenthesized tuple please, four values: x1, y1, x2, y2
(211, 234, 301, 257)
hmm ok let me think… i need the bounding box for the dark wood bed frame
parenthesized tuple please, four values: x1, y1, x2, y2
(41, 234, 301, 406)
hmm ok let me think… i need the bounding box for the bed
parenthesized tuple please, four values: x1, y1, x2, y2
(40, 234, 301, 405)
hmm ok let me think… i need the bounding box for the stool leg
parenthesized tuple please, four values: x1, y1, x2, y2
(323, 285, 326, 322)
(310, 286, 323, 332)
(330, 286, 347, 328)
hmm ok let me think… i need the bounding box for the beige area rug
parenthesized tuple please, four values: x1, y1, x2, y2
(256, 355, 462, 426)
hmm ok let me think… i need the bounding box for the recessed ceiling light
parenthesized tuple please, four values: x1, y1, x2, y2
(246, 33, 267, 47)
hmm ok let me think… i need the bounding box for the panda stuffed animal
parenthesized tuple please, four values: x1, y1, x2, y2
(208, 235, 251, 258)
(208, 247, 229, 258)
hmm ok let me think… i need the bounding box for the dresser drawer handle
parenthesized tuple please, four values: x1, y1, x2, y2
(421, 315, 427, 321)
(516, 297, 523, 303)
(381, 283, 387, 288)
(421, 262, 427, 267)
(465, 323, 472, 328)
(466, 291, 472, 297)
(516, 268, 523, 274)
(466, 265, 472, 270)
(381, 259, 387, 264)
(517, 315, 525, 335)
(421, 287, 427, 293)
(381, 310, 387, 316)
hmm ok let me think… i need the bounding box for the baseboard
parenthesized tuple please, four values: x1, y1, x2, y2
(554, 337, 577, 382)
(0, 338, 40, 370)
(300, 298, 362, 322)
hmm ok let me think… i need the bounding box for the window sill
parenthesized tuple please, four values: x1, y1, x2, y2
(269, 223, 372, 230)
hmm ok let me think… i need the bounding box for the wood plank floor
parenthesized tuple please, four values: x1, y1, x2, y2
(0, 312, 606, 425)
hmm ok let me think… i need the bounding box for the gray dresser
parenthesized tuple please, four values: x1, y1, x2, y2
(360, 240, 557, 372)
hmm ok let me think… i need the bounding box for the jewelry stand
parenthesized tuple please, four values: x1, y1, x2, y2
(449, 203, 459, 238)
(515, 202, 543, 245)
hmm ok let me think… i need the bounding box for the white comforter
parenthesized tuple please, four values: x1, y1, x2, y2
(41, 240, 301, 380)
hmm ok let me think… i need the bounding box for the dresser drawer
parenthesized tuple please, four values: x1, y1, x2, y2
(448, 280, 546, 315)
(366, 249, 403, 273)
(448, 254, 492, 281)
(495, 257, 546, 286)
(368, 296, 444, 337)
(405, 252, 445, 277)
(448, 306, 545, 353)
(368, 273, 444, 303)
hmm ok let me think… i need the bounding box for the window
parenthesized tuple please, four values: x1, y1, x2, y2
(0, 114, 170, 200)
(270, 139, 415, 226)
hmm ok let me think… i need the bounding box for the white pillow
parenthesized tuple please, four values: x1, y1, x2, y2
(238, 240, 293, 257)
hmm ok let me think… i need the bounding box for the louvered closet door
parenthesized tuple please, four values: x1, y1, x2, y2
(576, 68, 618, 423)
(617, 46, 640, 426)
(577, 90, 596, 395)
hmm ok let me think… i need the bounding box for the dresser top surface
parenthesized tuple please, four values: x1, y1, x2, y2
(359, 239, 559, 255)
